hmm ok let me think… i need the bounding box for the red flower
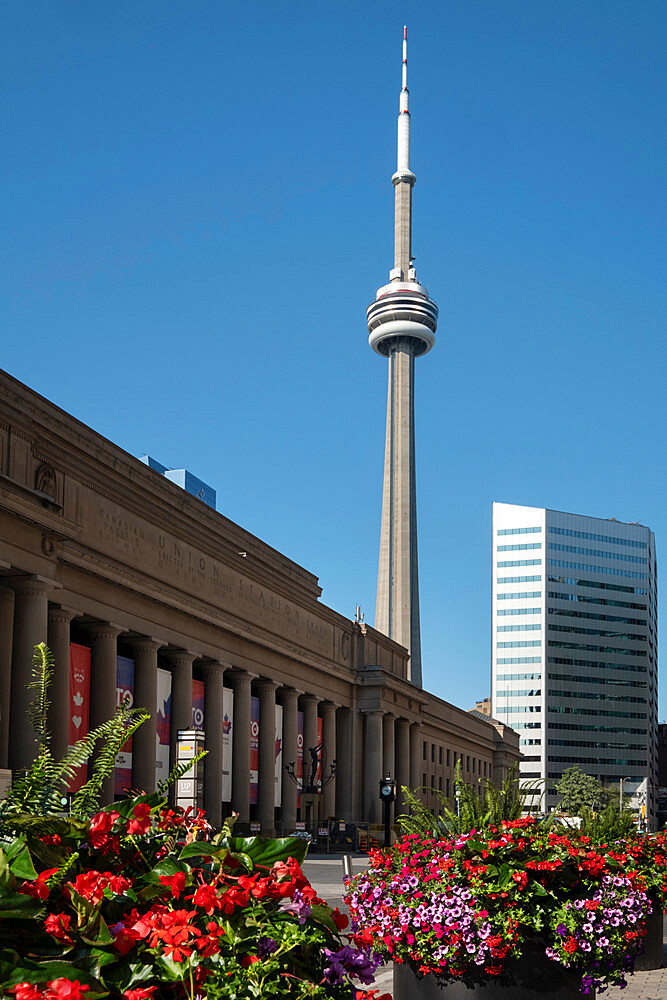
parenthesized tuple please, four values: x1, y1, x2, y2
(240, 955, 260, 967)
(123, 989, 156, 1000)
(127, 803, 151, 836)
(47, 980, 89, 1000)
(11, 985, 46, 1000)
(89, 810, 120, 852)
(18, 868, 59, 901)
(332, 907, 349, 931)
(159, 871, 186, 899)
(563, 938, 578, 954)
(44, 912, 73, 944)
(196, 920, 225, 957)
(190, 882, 221, 915)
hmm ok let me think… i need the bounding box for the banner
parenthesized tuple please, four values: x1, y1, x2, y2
(156, 668, 172, 786)
(222, 688, 233, 801)
(274, 704, 283, 807)
(192, 679, 204, 730)
(114, 656, 134, 797)
(250, 696, 260, 805)
(297, 711, 303, 807)
(68, 644, 91, 794)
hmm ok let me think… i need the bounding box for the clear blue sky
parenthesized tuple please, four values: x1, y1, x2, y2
(2, 2, 665, 718)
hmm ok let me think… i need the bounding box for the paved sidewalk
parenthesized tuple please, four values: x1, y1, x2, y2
(304, 858, 667, 998)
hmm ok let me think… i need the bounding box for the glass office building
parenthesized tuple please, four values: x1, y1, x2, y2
(491, 502, 658, 825)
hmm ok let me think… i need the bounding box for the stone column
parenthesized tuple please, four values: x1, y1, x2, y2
(202, 662, 225, 829)
(88, 623, 122, 804)
(363, 710, 383, 824)
(382, 713, 395, 826)
(0, 587, 15, 770)
(47, 607, 76, 764)
(350, 707, 363, 821)
(9, 577, 51, 773)
(130, 639, 161, 793)
(231, 671, 251, 827)
(395, 718, 411, 816)
(169, 649, 196, 749)
(321, 701, 337, 820)
(257, 679, 277, 836)
(410, 721, 423, 803)
(301, 694, 319, 786)
(335, 707, 352, 820)
(280, 688, 299, 833)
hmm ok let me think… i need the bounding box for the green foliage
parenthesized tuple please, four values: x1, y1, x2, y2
(396, 761, 544, 837)
(579, 801, 636, 840)
(0, 643, 149, 835)
(157, 748, 207, 796)
(555, 765, 609, 815)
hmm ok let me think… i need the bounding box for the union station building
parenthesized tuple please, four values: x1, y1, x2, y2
(0, 369, 520, 833)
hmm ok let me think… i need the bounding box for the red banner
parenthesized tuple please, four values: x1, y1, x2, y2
(250, 696, 259, 805)
(68, 643, 91, 794)
(192, 679, 204, 730)
(114, 656, 134, 797)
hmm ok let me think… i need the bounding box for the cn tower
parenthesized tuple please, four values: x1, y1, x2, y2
(367, 27, 438, 688)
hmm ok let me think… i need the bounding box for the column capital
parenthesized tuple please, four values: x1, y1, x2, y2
(87, 621, 124, 640)
(320, 699, 337, 714)
(363, 707, 385, 718)
(200, 659, 225, 677)
(48, 605, 77, 625)
(395, 716, 411, 731)
(165, 648, 199, 666)
(279, 686, 299, 703)
(128, 637, 163, 655)
(10, 574, 59, 598)
(255, 678, 278, 695)
(228, 668, 251, 685)
(300, 693, 319, 707)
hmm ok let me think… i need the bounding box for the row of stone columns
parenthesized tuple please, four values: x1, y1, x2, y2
(0, 578, 358, 834)
(363, 711, 422, 824)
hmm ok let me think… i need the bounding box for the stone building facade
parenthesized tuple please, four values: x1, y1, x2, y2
(0, 369, 519, 832)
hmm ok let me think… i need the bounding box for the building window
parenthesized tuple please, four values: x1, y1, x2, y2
(548, 526, 646, 549)
(447, 748, 451, 766)
(439, 747, 443, 765)
(438, 776, 442, 791)
(430, 775, 435, 789)
(498, 591, 541, 600)
(422, 773, 426, 787)
(431, 744, 435, 763)
(548, 543, 646, 565)
(497, 624, 541, 632)
(498, 526, 541, 535)
(496, 688, 541, 697)
(423, 741, 427, 760)
(466, 755, 470, 771)
(497, 640, 541, 648)
(498, 559, 542, 568)
(497, 575, 542, 583)
(446, 778, 450, 796)
(497, 543, 542, 552)
(548, 559, 646, 580)
(497, 607, 542, 616)
(472, 758, 476, 774)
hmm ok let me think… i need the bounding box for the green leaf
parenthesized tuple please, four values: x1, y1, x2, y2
(6, 842, 37, 880)
(219, 836, 309, 867)
(309, 903, 337, 934)
(531, 881, 549, 896)
(0, 893, 43, 919)
(178, 841, 225, 860)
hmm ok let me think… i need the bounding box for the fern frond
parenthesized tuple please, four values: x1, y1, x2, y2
(27, 642, 53, 752)
(157, 749, 207, 796)
(70, 709, 149, 817)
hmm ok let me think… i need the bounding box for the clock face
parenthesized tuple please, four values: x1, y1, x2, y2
(381, 784, 393, 797)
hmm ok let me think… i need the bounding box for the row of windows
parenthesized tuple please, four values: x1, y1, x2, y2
(549, 707, 647, 719)
(498, 591, 541, 600)
(550, 640, 646, 657)
(497, 689, 541, 698)
(512, 722, 542, 729)
(498, 624, 541, 632)
(548, 755, 647, 767)
(497, 543, 542, 552)
(548, 774, 642, 783)
(498, 575, 542, 584)
(498, 607, 541, 616)
(549, 624, 645, 641)
(548, 688, 647, 704)
(549, 739, 647, 751)
(548, 526, 647, 549)
(548, 591, 647, 612)
(498, 640, 541, 648)
(496, 706, 541, 714)
(549, 722, 646, 735)
(521, 755, 541, 762)
(497, 657, 542, 664)
(548, 543, 646, 565)
(421, 742, 489, 778)
(498, 559, 542, 568)
(497, 672, 542, 680)
(548, 608, 646, 627)
(521, 738, 542, 746)
(547, 672, 646, 689)
(498, 526, 541, 535)
(548, 560, 646, 580)
(547, 656, 646, 673)
(548, 575, 647, 595)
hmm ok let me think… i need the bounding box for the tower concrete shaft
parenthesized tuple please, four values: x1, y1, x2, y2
(367, 27, 438, 688)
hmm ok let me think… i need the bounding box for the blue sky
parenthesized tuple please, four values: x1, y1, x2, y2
(2, 2, 665, 718)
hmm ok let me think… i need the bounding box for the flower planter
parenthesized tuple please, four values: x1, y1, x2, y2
(393, 951, 588, 1000)
(633, 905, 664, 971)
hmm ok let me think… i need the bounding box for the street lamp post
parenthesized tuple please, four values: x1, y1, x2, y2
(619, 776, 632, 812)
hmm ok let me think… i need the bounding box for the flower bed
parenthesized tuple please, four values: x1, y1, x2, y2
(0, 793, 386, 999)
(345, 818, 667, 994)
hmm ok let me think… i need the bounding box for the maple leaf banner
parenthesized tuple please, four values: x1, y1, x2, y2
(274, 703, 283, 808)
(68, 642, 91, 793)
(115, 655, 135, 797)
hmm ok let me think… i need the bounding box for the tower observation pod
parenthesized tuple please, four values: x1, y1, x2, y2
(367, 27, 438, 687)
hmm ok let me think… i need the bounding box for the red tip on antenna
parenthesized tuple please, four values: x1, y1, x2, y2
(403, 26, 407, 40)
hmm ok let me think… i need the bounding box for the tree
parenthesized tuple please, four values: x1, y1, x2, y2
(555, 765, 608, 814)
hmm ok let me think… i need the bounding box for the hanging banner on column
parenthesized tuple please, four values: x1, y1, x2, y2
(222, 687, 233, 801)
(114, 656, 134, 797)
(250, 695, 260, 806)
(297, 710, 303, 807)
(317, 716, 323, 783)
(192, 679, 204, 730)
(156, 668, 172, 786)
(68, 644, 91, 794)
(274, 704, 283, 807)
